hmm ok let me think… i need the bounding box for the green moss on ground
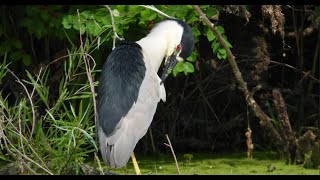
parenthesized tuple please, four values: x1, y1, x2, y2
(106, 152, 320, 175)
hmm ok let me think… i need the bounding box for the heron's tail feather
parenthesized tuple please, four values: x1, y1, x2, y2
(98, 127, 137, 169)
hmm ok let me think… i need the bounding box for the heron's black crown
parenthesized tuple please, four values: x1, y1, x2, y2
(165, 19, 194, 59)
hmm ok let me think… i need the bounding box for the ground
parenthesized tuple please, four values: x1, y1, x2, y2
(106, 152, 320, 175)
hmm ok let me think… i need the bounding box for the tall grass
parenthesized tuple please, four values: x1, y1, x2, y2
(0, 49, 99, 174)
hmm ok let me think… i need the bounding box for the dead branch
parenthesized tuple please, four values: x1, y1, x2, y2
(164, 134, 180, 175)
(272, 89, 295, 140)
(6, 69, 36, 137)
(193, 5, 284, 148)
(272, 89, 297, 163)
(104, 5, 124, 50)
(77, 10, 99, 141)
(245, 128, 254, 158)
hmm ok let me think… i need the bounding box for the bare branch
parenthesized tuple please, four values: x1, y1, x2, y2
(165, 134, 180, 175)
(139, 5, 174, 19)
(77, 10, 99, 141)
(104, 5, 124, 50)
(3, 135, 53, 175)
(193, 5, 284, 148)
(30, 67, 43, 98)
(6, 69, 36, 138)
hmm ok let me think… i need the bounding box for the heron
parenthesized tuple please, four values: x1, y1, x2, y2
(97, 18, 194, 174)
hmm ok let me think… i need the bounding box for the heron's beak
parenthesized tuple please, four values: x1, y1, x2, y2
(160, 54, 178, 84)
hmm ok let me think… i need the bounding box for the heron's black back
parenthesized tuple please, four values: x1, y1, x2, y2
(98, 42, 146, 136)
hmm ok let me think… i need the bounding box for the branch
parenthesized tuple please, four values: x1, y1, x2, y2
(6, 69, 36, 138)
(139, 5, 174, 19)
(77, 10, 99, 139)
(164, 134, 180, 175)
(2, 135, 53, 175)
(104, 5, 124, 50)
(192, 5, 284, 148)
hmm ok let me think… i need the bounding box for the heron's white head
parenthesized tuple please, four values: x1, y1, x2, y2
(148, 19, 194, 82)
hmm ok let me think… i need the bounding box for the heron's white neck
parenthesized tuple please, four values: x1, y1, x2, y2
(136, 20, 184, 72)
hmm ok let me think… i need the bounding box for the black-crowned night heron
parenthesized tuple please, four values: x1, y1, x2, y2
(97, 19, 194, 174)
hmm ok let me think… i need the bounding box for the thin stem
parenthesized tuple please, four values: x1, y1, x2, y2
(139, 5, 174, 19)
(193, 5, 284, 147)
(6, 69, 36, 138)
(164, 134, 180, 175)
(77, 9, 99, 139)
(104, 5, 124, 50)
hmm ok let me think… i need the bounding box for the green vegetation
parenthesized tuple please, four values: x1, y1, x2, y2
(107, 152, 320, 175)
(0, 5, 319, 174)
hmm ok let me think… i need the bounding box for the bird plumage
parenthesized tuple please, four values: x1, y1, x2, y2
(98, 19, 193, 168)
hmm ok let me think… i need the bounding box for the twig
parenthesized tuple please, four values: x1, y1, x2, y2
(77, 9, 99, 133)
(20, 159, 39, 175)
(46, 53, 96, 68)
(268, 60, 320, 83)
(6, 69, 36, 138)
(31, 67, 43, 98)
(104, 5, 124, 50)
(139, 5, 174, 19)
(193, 5, 284, 148)
(3, 135, 53, 175)
(164, 134, 180, 175)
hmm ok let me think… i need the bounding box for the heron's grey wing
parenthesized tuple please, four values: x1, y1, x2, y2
(99, 69, 165, 168)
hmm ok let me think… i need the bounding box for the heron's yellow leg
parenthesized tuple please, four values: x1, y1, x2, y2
(131, 152, 141, 175)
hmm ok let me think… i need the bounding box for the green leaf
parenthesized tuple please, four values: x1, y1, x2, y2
(216, 26, 225, 34)
(87, 20, 101, 36)
(187, 16, 198, 24)
(222, 52, 227, 59)
(128, 5, 142, 12)
(140, 9, 151, 21)
(218, 48, 226, 54)
(183, 62, 194, 75)
(173, 61, 184, 77)
(212, 42, 219, 54)
(147, 13, 157, 21)
(225, 39, 233, 48)
(206, 7, 218, 17)
(73, 22, 86, 35)
(217, 52, 222, 59)
(94, 9, 109, 23)
(186, 50, 197, 62)
(206, 29, 215, 42)
(112, 9, 120, 17)
(25, 70, 48, 107)
(192, 27, 201, 37)
(62, 15, 74, 29)
(81, 10, 94, 19)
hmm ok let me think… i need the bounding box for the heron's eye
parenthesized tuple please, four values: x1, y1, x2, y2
(176, 44, 181, 51)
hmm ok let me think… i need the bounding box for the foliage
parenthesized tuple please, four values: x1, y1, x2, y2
(0, 6, 66, 67)
(61, 5, 232, 78)
(0, 47, 98, 174)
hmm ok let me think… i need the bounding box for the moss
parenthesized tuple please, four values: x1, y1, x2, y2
(105, 152, 319, 175)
